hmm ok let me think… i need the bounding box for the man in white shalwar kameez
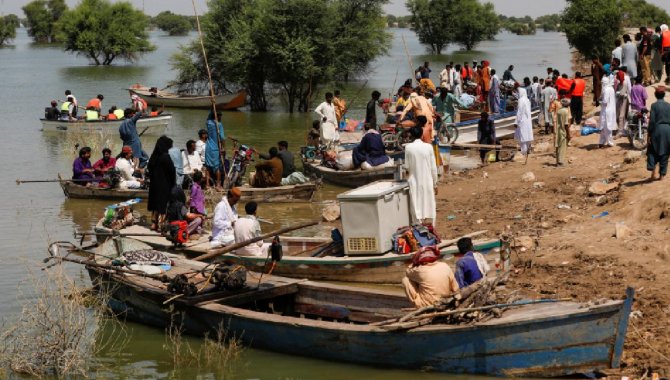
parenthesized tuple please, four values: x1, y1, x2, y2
(599, 77, 617, 147)
(514, 87, 534, 156)
(314, 92, 339, 147)
(404, 126, 438, 224)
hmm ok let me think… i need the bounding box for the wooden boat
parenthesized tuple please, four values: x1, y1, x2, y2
(94, 222, 501, 284)
(40, 114, 171, 135)
(452, 107, 541, 144)
(302, 158, 396, 188)
(128, 85, 247, 110)
(59, 178, 318, 203)
(82, 237, 633, 377)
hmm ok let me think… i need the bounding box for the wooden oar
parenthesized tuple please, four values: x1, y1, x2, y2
(76, 231, 163, 238)
(435, 230, 488, 250)
(192, 221, 319, 262)
(46, 255, 169, 281)
(17, 178, 93, 185)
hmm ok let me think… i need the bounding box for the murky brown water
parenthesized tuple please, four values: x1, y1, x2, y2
(0, 27, 570, 378)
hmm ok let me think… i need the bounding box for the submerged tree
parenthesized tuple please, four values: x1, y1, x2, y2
(0, 16, 18, 45)
(153, 11, 192, 36)
(56, 0, 155, 65)
(451, 0, 499, 50)
(22, 0, 66, 43)
(562, 0, 622, 61)
(171, 0, 390, 112)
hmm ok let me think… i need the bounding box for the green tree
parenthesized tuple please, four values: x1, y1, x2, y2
(56, 0, 155, 65)
(22, 0, 67, 43)
(406, 0, 454, 54)
(535, 14, 562, 32)
(0, 16, 18, 45)
(562, 0, 622, 61)
(171, 0, 390, 112)
(620, 0, 669, 27)
(451, 0, 499, 50)
(4, 14, 21, 30)
(153, 11, 192, 36)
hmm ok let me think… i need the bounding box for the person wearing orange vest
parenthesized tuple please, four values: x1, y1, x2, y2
(569, 72, 586, 125)
(461, 62, 473, 82)
(661, 24, 670, 85)
(555, 74, 573, 100)
(86, 94, 104, 112)
(149, 105, 164, 117)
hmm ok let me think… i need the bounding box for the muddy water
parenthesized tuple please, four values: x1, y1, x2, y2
(0, 27, 569, 378)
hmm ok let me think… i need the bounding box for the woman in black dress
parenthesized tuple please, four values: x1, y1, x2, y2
(147, 135, 176, 230)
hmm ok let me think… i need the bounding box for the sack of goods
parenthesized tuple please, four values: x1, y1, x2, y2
(392, 224, 440, 254)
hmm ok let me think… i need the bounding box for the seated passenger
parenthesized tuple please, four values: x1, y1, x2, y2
(233, 202, 271, 257)
(306, 120, 321, 147)
(402, 246, 460, 308)
(86, 94, 104, 112)
(182, 139, 204, 176)
(115, 146, 143, 189)
(113, 106, 124, 120)
(210, 187, 241, 248)
(85, 106, 100, 121)
(166, 185, 204, 237)
(106, 107, 118, 120)
(60, 96, 76, 121)
(45, 100, 60, 120)
(72, 146, 96, 186)
(251, 147, 283, 188)
(352, 123, 390, 170)
(188, 171, 206, 216)
(92, 148, 117, 176)
(149, 105, 164, 117)
(454, 237, 490, 288)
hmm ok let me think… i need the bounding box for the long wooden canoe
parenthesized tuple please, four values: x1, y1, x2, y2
(128, 86, 247, 110)
(59, 179, 318, 203)
(83, 237, 633, 377)
(41, 114, 171, 135)
(450, 107, 541, 144)
(302, 158, 396, 188)
(94, 222, 500, 284)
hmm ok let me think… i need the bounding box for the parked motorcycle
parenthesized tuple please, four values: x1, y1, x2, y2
(226, 139, 255, 187)
(626, 108, 648, 150)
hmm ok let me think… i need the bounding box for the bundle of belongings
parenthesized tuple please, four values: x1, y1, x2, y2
(392, 224, 440, 254)
(102, 198, 141, 229)
(114, 249, 173, 275)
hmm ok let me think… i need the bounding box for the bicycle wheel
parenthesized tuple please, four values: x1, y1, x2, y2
(381, 132, 399, 151)
(438, 124, 459, 144)
(631, 126, 648, 150)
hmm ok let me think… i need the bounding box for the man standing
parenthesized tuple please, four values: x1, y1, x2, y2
(477, 112, 496, 163)
(555, 98, 572, 166)
(196, 129, 207, 162)
(622, 34, 639, 80)
(612, 39, 623, 64)
(439, 64, 452, 89)
(647, 86, 670, 180)
(234, 202, 271, 257)
(639, 27, 653, 85)
(488, 69, 501, 113)
(433, 87, 465, 127)
(333, 90, 347, 126)
(454, 238, 489, 288)
(541, 79, 557, 134)
(404, 126, 438, 224)
(365, 91, 381, 130)
(211, 187, 241, 248)
(515, 88, 533, 156)
(570, 72, 586, 125)
(616, 67, 632, 135)
(118, 108, 148, 168)
(591, 58, 605, 107)
(599, 77, 618, 147)
(314, 92, 338, 147)
(502, 65, 516, 82)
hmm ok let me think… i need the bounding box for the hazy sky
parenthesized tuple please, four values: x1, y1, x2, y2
(2, 0, 670, 18)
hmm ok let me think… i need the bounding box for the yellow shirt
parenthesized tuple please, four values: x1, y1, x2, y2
(402, 262, 459, 307)
(333, 97, 346, 122)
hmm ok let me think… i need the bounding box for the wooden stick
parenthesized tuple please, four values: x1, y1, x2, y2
(48, 255, 168, 281)
(77, 232, 163, 238)
(435, 230, 488, 250)
(192, 221, 319, 262)
(16, 177, 100, 184)
(401, 34, 415, 81)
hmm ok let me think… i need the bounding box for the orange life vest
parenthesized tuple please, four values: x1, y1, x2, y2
(107, 113, 117, 120)
(572, 78, 585, 97)
(556, 77, 573, 98)
(663, 30, 670, 48)
(86, 98, 101, 110)
(150, 111, 158, 117)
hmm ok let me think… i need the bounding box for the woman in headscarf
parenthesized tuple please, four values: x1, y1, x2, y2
(205, 110, 226, 190)
(647, 85, 670, 180)
(148, 135, 176, 230)
(514, 87, 533, 156)
(599, 77, 617, 147)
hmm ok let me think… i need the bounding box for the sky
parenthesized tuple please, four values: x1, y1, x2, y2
(1, 0, 670, 18)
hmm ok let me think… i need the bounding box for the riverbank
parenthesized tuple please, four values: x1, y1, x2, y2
(434, 92, 670, 374)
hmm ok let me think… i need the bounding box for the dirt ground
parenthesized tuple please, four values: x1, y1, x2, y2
(433, 127, 670, 375)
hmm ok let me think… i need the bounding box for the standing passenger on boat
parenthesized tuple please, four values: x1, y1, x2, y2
(131, 94, 147, 114)
(147, 136, 176, 230)
(205, 110, 226, 190)
(211, 187, 241, 248)
(119, 108, 149, 168)
(404, 126, 438, 225)
(115, 146, 143, 189)
(314, 93, 339, 147)
(333, 90, 346, 125)
(402, 247, 459, 308)
(234, 202, 270, 257)
(365, 91, 381, 130)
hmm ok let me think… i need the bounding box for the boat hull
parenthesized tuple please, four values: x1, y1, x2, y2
(453, 108, 540, 144)
(88, 264, 632, 377)
(302, 159, 395, 188)
(41, 115, 171, 135)
(128, 88, 247, 110)
(60, 181, 317, 203)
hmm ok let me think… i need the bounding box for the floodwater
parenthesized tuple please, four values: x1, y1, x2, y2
(0, 28, 570, 378)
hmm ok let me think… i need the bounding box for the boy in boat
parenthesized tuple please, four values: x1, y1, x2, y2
(233, 201, 270, 257)
(211, 187, 241, 248)
(454, 237, 490, 288)
(402, 247, 460, 308)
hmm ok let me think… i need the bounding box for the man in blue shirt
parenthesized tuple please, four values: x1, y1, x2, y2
(454, 237, 488, 288)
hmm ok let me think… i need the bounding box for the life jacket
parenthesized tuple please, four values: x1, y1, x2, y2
(85, 109, 99, 121)
(150, 111, 158, 117)
(461, 66, 473, 80)
(113, 109, 125, 119)
(572, 78, 586, 97)
(134, 98, 148, 112)
(663, 30, 670, 49)
(107, 113, 117, 120)
(60, 101, 72, 116)
(556, 78, 573, 98)
(86, 98, 101, 110)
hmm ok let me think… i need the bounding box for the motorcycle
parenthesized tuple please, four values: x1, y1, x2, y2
(626, 108, 648, 150)
(225, 139, 256, 187)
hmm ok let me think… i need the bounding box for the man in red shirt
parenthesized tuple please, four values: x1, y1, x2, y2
(86, 94, 104, 112)
(92, 148, 117, 177)
(569, 72, 586, 125)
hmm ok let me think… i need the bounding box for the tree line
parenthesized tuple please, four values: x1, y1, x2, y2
(562, 0, 669, 62)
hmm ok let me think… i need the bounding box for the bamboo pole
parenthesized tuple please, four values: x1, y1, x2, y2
(401, 34, 415, 82)
(192, 221, 319, 262)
